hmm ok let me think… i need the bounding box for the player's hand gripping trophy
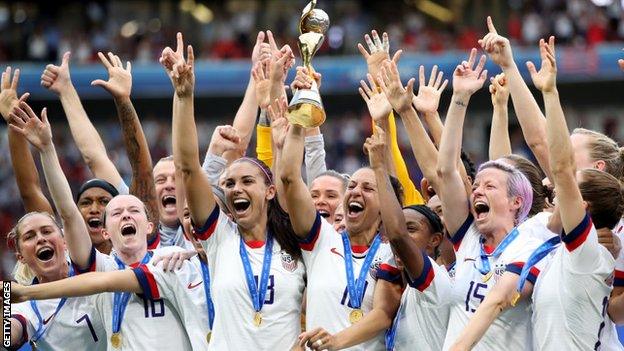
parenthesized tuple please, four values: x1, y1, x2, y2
(287, 0, 330, 127)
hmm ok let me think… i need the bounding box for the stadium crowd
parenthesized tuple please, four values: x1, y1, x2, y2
(1, 0, 624, 62)
(1, 1, 624, 350)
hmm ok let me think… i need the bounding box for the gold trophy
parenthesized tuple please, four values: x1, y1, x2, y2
(288, 0, 330, 127)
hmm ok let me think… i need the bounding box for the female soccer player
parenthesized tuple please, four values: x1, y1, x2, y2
(367, 127, 452, 351)
(6, 102, 107, 351)
(163, 33, 305, 350)
(280, 104, 402, 349)
(434, 48, 543, 350)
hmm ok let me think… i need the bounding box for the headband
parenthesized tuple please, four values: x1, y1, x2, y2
(403, 205, 444, 234)
(76, 178, 119, 202)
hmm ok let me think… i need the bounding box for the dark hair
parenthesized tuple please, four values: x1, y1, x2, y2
(579, 169, 624, 230)
(403, 205, 444, 258)
(313, 170, 349, 191)
(503, 155, 548, 216)
(234, 157, 302, 260)
(461, 150, 477, 182)
(389, 175, 404, 205)
(76, 178, 119, 202)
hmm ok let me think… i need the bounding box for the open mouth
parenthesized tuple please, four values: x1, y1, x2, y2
(121, 223, 137, 236)
(232, 199, 251, 214)
(348, 201, 364, 217)
(474, 201, 490, 220)
(36, 247, 55, 261)
(162, 195, 177, 209)
(318, 209, 330, 218)
(87, 218, 102, 229)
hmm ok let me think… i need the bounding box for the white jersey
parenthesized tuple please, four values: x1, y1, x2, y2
(76, 246, 194, 351)
(132, 256, 209, 350)
(522, 211, 555, 242)
(602, 219, 624, 351)
(147, 225, 194, 251)
(11, 277, 107, 351)
(442, 215, 543, 351)
(298, 213, 396, 351)
(194, 205, 306, 350)
(532, 213, 615, 350)
(382, 254, 452, 351)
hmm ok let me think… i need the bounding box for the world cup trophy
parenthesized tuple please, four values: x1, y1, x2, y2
(287, 0, 330, 127)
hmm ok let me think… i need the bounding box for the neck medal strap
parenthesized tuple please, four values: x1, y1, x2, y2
(29, 264, 75, 349)
(110, 252, 151, 348)
(239, 230, 274, 327)
(199, 259, 215, 341)
(511, 236, 561, 306)
(341, 232, 382, 317)
(477, 227, 519, 282)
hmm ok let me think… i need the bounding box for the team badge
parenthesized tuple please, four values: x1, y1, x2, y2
(281, 251, 298, 272)
(369, 258, 382, 280)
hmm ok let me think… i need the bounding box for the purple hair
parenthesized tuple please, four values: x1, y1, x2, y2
(477, 159, 533, 224)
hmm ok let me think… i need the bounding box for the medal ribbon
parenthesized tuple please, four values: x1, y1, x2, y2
(476, 228, 519, 276)
(199, 259, 215, 329)
(384, 300, 402, 351)
(112, 252, 152, 334)
(341, 232, 382, 309)
(30, 265, 75, 345)
(515, 236, 560, 295)
(239, 230, 274, 313)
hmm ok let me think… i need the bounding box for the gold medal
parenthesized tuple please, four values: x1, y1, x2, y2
(349, 309, 363, 324)
(511, 292, 521, 307)
(206, 332, 212, 343)
(111, 333, 122, 349)
(482, 271, 493, 283)
(253, 311, 262, 327)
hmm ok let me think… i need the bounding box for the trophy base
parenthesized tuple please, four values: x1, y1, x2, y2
(288, 82, 326, 128)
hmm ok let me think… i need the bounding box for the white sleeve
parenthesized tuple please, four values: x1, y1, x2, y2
(297, 212, 336, 267)
(10, 302, 34, 348)
(201, 153, 227, 187)
(191, 204, 234, 260)
(304, 134, 327, 186)
(117, 180, 130, 195)
(561, 213, 615, 274)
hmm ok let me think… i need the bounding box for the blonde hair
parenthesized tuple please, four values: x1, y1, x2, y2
(572, 128, 624, 182)
(11, 261, 36, 285)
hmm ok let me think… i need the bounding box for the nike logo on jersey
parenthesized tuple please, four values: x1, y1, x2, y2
(187, 281, 203, 289)
(43, 313, 56, 325)
(464, 258, 476, 262)
(330, 248, 344, 259)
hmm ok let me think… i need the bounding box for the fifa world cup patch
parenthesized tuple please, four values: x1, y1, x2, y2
(281, 251, 298, 272)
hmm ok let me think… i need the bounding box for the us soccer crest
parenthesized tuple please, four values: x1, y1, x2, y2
(281, 251, 298, 272)
(369, 257, 382, 280)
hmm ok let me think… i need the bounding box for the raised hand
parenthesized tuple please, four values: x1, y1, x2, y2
(0, 67, 29, 121)
(377, 60, 416, 114)
(269, 44, 295, 84)
(41, 52, 72, 95)
(357, 30, 402, 84)
(267, 96, 289, 151)
(413, 65, 448, 114)
(478, 16, 514, 69)
(489, 73, 509, 106)
(364, 125, 387, 170)
(359, 73, 391, 123)
(207, 125, 241, 157)
(452, 48, 488, 97)
(619, 56, 624, 71)
(526, 36, 557, 93)
(251, 31, 271, 66)
(252, 61, 271, 109)
(9, 102, 52, 151)
(290, 66, 322, 91)
(91, 52, 132, 99)
(159, 32, 195, 97)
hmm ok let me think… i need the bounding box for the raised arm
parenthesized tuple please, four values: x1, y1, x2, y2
(488, 73, 512, 160)
(280, 122, 317, 238)
(366, 126, 426, 279)
(0, 67, 51, 213)
(479, 16, 553, 181)
(268, 31, 295, 112)
(529, 37, 585, 231)
(163, 33, 218, 226)
(91, 52, 159, 233)
(412, 65, 448, 147)
(41, 52, 124, 190)
(436, 49, 487, 235)
(266, 97, 290, 212)
(9, 103, 92, 268)
(381, 63, 445, 192)
(11, 269, 141, 303)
